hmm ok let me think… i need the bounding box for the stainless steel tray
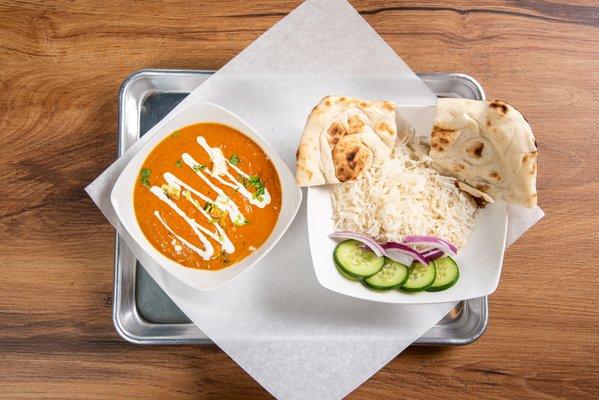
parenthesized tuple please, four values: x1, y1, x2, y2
(113, 69, 489, 345)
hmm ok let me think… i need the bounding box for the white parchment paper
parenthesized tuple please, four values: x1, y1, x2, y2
(86, 0, 544, 398)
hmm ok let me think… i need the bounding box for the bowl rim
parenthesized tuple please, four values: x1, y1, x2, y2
(110, 102, 302, 290)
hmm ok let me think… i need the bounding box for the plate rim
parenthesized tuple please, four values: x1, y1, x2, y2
(306, 169, 508, 305)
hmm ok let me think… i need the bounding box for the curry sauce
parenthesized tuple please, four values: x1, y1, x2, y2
(134, 123, 282, 270)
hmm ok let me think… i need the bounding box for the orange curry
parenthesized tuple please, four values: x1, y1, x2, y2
(134, 123, 282, 270)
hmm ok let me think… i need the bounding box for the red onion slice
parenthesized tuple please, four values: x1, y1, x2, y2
(382, 242, 428, 265)
(329, 231, 385, 257)
(421, 248, 444, 263)
(402, 235, 458, 256)
(329, 232, 454, 265)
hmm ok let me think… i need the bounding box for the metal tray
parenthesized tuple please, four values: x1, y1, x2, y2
(113, 69, 489, 345)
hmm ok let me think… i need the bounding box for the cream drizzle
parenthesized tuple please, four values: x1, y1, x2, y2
(182, 153, 249, 226)
(154, 211, 209, 259)
(151, 183, 234, 254)
(150, 187, 214, 260)
(195, 136, 271, 208)
(163, 172, 244, 233)
(149, 135, 272, 260)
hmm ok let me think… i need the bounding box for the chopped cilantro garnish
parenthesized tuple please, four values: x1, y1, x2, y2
(238, 174, 266, 200)
(172, 130, 181, 137)
(229, 154, 240, 166)
(247, 175, 266, 200)
(238, 175, 249, 186)
(140, 168, 151, 188)
(254, 185, 265, 200)
(175, 160, 183, 168)
(193, 163, 206, 172)
(248, 175, 262, 187)
(204, 202, 213, 212)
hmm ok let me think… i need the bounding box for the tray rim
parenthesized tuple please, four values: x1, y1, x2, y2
(113, 68, 489, 346)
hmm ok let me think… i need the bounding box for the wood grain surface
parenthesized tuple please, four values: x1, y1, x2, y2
(1, 1, 598, 398)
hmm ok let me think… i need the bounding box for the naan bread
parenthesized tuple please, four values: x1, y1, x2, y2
(430, 98, 538, 208)
(296, 96, 397, 186)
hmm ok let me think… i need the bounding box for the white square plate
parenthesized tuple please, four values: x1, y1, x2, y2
(111, 102, 302, 291)
(307, 185, 508, 304)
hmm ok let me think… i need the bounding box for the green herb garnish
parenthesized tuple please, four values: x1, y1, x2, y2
(229, 154, 240, 166)
(172, 130, 181, 137)
(140, 168, 151, 188)
(248, 175, 265, 200)
(254, 185, 265, 200)
(238, 174, 266, 200)
(248, 175, 262, 187)
(175, 160, 183, 168)
(204, 202, 213, 212)
(193, 163, 206, 172)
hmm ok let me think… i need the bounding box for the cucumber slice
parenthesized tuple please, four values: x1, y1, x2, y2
(400, 262, 436, 292)
(335, 263, 359, 281)
(426, 256, 460, 292)
(363, 258, 409, 291)
(333, 240, 384, 278)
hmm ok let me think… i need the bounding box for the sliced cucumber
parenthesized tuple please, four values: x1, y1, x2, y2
(426, 256, 460, 292)
(335, 263, 359, 281)
(400, 262, 436, 292)
(363, 258, 409, 291)
(333, 240, 384, 279)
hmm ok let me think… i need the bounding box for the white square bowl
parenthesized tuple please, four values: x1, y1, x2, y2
(307, 185, 507, 304)
(111, 102, 302, 290)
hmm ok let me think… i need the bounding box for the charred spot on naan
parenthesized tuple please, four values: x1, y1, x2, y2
(476, 182, 491, 193)
(453, 163, 466, 172)
(524, 151, 538, 175)
(326, 121, 346, 146)
(489, 171, 501, 181)
(336, 96, 352, 106)
(530, 162, 537, 175)
(489, 100, 509, 115)
(522, 151, 537, 164)
(431, 127, 459, 152)
(332, 135, 372, 182)
(374, 120, 396, 139)
(466, 141, 484, 158)
(382, 101, 395, 112)
(347, 115, 366, 134)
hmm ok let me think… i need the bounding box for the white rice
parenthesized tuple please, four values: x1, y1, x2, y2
(331, 137, 477, 249)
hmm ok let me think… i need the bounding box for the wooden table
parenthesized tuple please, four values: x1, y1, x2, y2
(1, 1, 598, 398)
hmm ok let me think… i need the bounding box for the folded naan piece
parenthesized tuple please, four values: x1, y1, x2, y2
(430, 98, 538, 208)
(296, 96, 397, 186)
